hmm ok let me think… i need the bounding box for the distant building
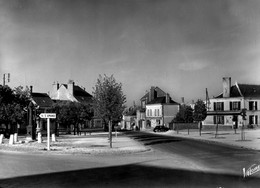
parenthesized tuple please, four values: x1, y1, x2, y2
(50, 81, 92, 104)
(203, 77, 260, 129)
(50, 81, 102, 129)
(140, 86, 166, 109)
(146, 93, 179, 128)
(122, 108, 137, 130)
(139, 86, 179, 129)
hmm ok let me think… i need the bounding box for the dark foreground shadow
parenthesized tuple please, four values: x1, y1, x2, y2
(1, 163, 259, 188)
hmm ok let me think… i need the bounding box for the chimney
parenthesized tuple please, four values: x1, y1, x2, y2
(223, 77, 231, 98)
(52, 82, 59, 92)
(68, 80, 75, 95)
(30, 85, 33, 94)
(166, 93, 170, 104)
(149, 86, 155, 102)
(181, 97, 185, 104)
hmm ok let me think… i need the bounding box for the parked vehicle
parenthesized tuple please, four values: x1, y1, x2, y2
(0, 128, 10, 138)
(153, 125, 169, 132)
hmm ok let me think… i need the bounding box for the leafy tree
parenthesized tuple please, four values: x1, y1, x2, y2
(193, 99, 207, 136)
(174, 104, 194, 123)
(13, 86, 31, 108)
(92, 75, 126, 148)
(0, 85, 15, 105)
(52, 101, 93, 135)
(0, 85, 30, 134)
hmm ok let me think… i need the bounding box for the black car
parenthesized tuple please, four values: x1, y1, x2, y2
(153, 125, 170, 132)
(0, 128, 10, 138)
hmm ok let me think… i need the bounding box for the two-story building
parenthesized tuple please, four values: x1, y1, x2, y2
(146, 93, 179, 128)
(140, 86, 179, 129)
(203, 77, 260, 129)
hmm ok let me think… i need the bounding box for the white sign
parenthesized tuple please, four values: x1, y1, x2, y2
(39, 113, 56, 119)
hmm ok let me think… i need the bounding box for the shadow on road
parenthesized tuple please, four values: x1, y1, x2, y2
(124, 132, 182, 146)
(1, 163, 259, 188)
(144, 139, 182, 145)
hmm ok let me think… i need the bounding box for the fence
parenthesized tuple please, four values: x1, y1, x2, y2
(169, 123, 198, 131)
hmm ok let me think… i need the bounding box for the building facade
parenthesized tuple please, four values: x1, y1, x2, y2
(140, 86, 179, 129)
(203, 77, 260, 129)
(146, 94, 179, 128)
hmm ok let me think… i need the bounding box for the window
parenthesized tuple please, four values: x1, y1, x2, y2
(214, 115, 224, 124)
(249, 115, 258, 125)
(249, 101, 258, 111)
(141, 101, 146, 108)
(214, 102, 224, 111)
(230, 101, 241, 111)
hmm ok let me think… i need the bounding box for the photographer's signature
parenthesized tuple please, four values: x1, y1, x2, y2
(243, 164, 260, 178)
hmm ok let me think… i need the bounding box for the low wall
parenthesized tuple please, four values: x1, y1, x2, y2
(169, 123, 198, 130)
(202, 125, 233, 131)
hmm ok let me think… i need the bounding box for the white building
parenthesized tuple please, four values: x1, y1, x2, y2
(146, 93, 179, 128)
(203, 77, 260, 129)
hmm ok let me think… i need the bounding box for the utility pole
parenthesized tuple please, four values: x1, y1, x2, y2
(3, 73, 10, 86)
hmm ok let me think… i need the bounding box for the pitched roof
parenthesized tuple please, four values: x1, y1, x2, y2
(215, 83, 260, 98)
(125, 110, 137, 116)
(140, 92, 149, 100)
(237, 84, 260, 98)
(31, 93, 53, 108)
(140, 86, 166, 100)
(147, 96, 179, 105)
(73, 85, 93, 103)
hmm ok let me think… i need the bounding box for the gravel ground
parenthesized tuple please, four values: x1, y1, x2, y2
(0, 134, 149, 155)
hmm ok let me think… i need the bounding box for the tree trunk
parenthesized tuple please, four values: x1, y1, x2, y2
(198, 121, 201, 136)
(73, 124, 76, 135)
(109, 120, 112, 148)
(215, 119, 219, 138)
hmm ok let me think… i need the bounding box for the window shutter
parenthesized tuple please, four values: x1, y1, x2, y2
(214, 102, 216, 111)
(230, 102, 232, 111)
(238, 102, 241, 110)
(221, 102, 224, 111)
(249, 102, 253, 110)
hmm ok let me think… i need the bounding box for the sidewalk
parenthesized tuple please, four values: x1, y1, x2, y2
(156, 128, 260, 151)
(0, 132, 148, 155)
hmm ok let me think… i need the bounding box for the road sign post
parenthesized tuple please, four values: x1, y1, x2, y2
(39, 113, 56, 151)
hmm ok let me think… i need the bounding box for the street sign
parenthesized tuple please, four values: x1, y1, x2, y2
(39, 113, 56, 151)
(39, 113, 56, 119)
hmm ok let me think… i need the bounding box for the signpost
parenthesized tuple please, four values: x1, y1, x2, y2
(39, 113, 56, 151)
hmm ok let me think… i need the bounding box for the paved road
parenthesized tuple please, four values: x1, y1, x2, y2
(1, 131, 260, 187)
(127, 131, 260, 176)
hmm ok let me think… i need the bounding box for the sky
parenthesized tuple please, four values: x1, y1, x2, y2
(1, 0, 260, 107)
